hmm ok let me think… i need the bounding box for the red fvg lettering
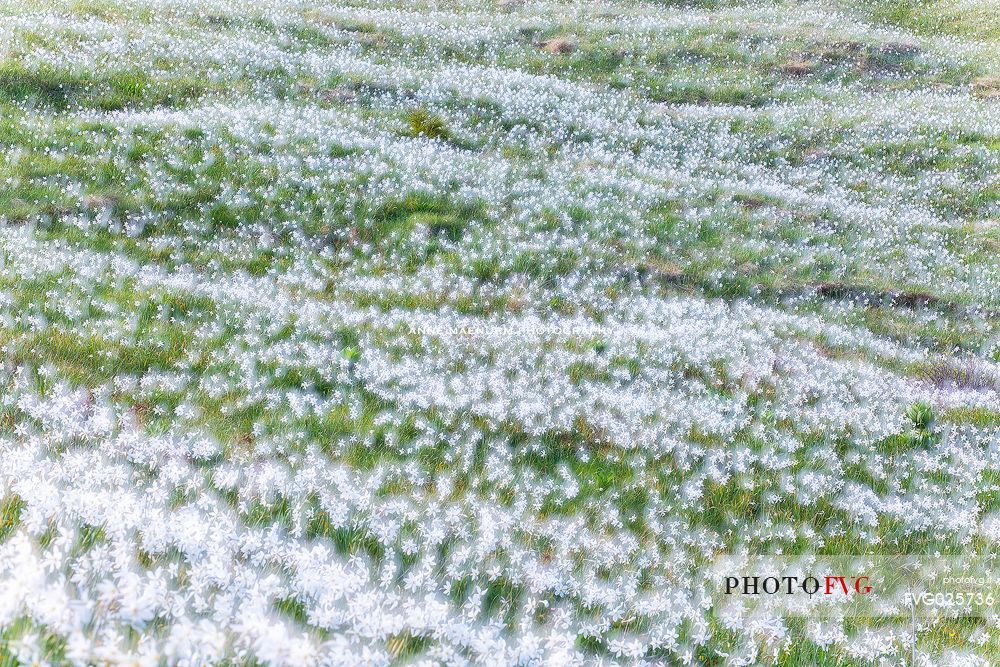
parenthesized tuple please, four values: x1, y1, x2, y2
(824, 576, 848, 595)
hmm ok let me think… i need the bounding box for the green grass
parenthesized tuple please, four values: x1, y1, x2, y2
(0, 497, 24, 543)
(0, 64, 208, 111)
(860, 0, 1000, 41)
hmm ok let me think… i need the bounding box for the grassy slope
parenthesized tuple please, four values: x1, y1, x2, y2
(0, 0, 998, 665)
(861, 0, 1000, 41)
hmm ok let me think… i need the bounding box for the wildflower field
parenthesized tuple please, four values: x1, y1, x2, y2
(1, 0, 999, 664)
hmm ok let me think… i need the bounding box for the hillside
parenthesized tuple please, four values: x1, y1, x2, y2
(1, 0, 999, 665)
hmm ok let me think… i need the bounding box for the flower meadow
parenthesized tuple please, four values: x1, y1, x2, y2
(0, 0, 999, 664)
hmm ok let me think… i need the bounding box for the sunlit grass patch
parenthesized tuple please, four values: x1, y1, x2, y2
(863, 0, 1000, 41)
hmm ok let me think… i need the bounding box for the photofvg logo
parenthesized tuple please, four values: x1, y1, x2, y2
(708, 555, 1000, 619)
(724, 574, 872, 597)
